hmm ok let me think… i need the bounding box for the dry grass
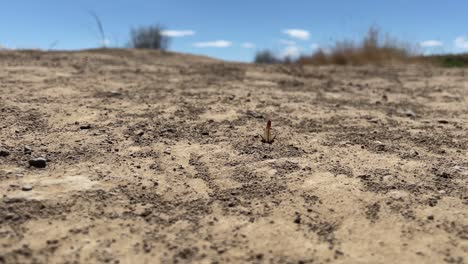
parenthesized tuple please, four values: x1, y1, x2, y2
(298, 27, 417, 66)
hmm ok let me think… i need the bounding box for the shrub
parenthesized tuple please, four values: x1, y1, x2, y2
(433, 54, 468, 67)
(298, 27, 416, 65)
(129, 25, 170, 50)
(254, 50, 280, 64)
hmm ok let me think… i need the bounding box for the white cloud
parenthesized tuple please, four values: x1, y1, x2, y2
(281, 45, 300, 58)
(161, 30, 195, 37)
(283, 29, 310, 40)
(279, 39, 301, 57)
(455, 36, 468, 50)
(310, 43, 320, 50)
(193, 40, 232, 48)
(420, 40, 443, 47)
(241, 42, 255, 49)
(101, 38, 111, 46)
(279, 39, 297, 46)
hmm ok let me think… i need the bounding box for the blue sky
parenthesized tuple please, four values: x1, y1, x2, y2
(1, 0, 468, 61)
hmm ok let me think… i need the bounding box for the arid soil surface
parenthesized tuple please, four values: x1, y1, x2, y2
(0, 49, 467, 264)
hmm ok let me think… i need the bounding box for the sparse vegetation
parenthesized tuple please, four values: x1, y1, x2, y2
(428, 54, 468, 67)
(129, 25, 170, 50)
(297, 27, 416, 65)
(254, 50, 280, 64)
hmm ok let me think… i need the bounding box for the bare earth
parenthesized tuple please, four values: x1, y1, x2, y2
(0, 49, 467, 264)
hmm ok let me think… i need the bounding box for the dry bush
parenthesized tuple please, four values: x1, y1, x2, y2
(254, 50, 280, 64)
(298, 27, 416, 65)
(129, 25, 170, 50)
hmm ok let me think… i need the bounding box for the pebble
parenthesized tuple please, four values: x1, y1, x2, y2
(0, 150, 10, 157)
(405, 110, 416, 118)
(388, 190, 408, 200)
(29, 158, 47, 168)
(109, 91, 122, 97)
(80, 124, 92, 130)
(382, 175, 393, 183)
(22, 185, 33, 191)
(374, 141, 386, 151)
(24, 146, 32, 154)
(246, 110, 264, 119)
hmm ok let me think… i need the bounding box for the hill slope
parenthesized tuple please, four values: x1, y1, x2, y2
(0, 49, 467, 263)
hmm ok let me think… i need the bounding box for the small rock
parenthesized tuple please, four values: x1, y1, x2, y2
(0, 150, 10, 157)
(136, 131, 145, 136)
(201, 131, 209, 136)
(339, 141, 351, 146)
(437, 120, 449, 124)
(161, 128, 176, 134)
(109, 90, 122, 97)
(294, 214, 301, 224)
(4, 213, 18, 220)
(29, 158, 47, 168)
(80, 124, 92, 130)
(46, 239, 59, 245)
(246, 110, 264, 119)
(405, 110, 416, 118)
(139, 209, 152, 217)
(24, 146, 32, 154)
(428, 198, 438, 207)
(163, 148, 171, 155)
(388, 190, 408, 200)
(22, 185, 33, 191)
(382, 175, 393, 183)
(427, 215, 434, 220)
(374, 141, 386, 151)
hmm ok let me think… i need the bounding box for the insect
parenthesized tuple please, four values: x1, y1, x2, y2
(260, 120, 276, 144)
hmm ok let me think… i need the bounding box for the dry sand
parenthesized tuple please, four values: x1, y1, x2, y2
(0, 49, 467, 264)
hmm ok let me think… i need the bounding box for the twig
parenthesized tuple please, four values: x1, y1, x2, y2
(88, 10, 106, 48)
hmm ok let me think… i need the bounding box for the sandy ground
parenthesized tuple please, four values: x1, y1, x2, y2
(0, 49, 467, 264)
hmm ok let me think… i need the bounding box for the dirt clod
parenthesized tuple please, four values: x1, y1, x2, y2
(28, 158, 47, 168)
